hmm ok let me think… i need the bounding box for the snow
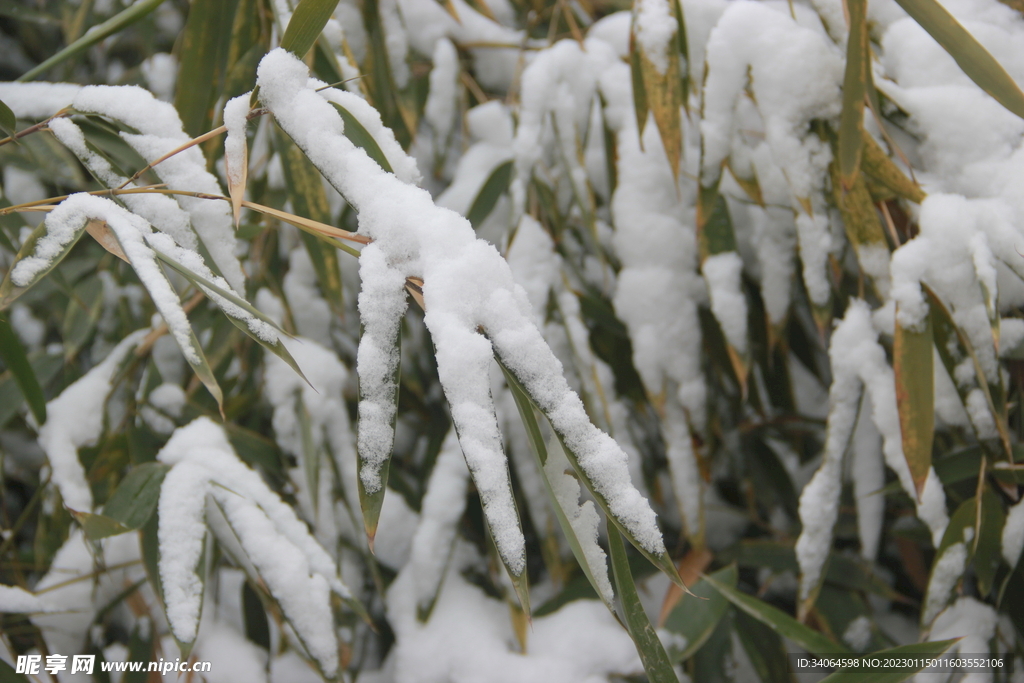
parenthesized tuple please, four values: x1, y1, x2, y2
(0, 585, 48, 613)
(36, 329, 148, 511)
(223, 94, 250, 224)
(156, 418, 350, 676)
(928, 597, 999, 681)
(1002, 497, 1024, 568)
(702, 251, 749, 354)
(140, 53, 177, 102)
(257, 48, 668, 566)
(424, 38, 459, 145)
(0, 82, 81, 119)
(922, 540, 968, 625)
(635, 0, 678, 74)
(842, 615, 873, 652)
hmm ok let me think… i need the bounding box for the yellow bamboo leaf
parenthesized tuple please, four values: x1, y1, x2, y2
(639, 50, 683, 179)
(85, 219, 129, 262)
(861, 131, 926, 204)
(894, 309, 935, 501)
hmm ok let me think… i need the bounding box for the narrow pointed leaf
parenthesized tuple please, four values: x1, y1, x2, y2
(0, 316, 46, 424)
(893, 0, 1024, 120)
(838, 0, 869, 186)
(500, 359, 616, 614)
(975, 489, 1004, 596)
(0, 98, 16, 138)
(17, 0, 168, 81)
(662, 565, 736, 662)
(638, 48, 683, 178)
(817, 640, 958, 683)
(275, 130, 346, 317)
(357, 326, 401, 547)
(608, 529, 680, 683)
(296, 392, 321, 513)
(703, 570, 847, 656)
(174, 0, 234, 136)
(893, 310, 934, 500)
(830, 159, 888, 262)
(70, 509, 132, 540)
(0, 219, 87, 311)
(467, 160, 513, 229)
(629, 29, 649, 140)
(280, 0, 340, 60)
(329, 101, 394, 174)
(860, 132, 925, 203)
(103, 462, 171, 529)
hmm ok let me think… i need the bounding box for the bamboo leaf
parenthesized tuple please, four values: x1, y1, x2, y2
(103, 462, 170, 529)
(329, 101, 395, 174)
(0, 219, 87, 311)
(817, 640, 959, 683)
(242, 580, 272, 650)
(174, 0, 236, 137)
(499, 359, 616, 614)
(467, 160, 513, 229)
(638, 45, 683, 178)
(151, 248, 309, 386)
(69, 509, 131, 540)
(893, 310, 934, 500)
(275, 129, 346, 317)
(0, 657, 32, 683)
(608, 529, 680, 683)
(830, 158, 889, 271)
(838, 0, 869, 187)
(662, 565, 736, 662)
(975, 489, 1004, 596)
(296, 392, 321, 514)
(860, 132, 925, 203)
(358, 327, 401, 548)
(893, 0, 1024, 121)
(280, 0, 340, 60)
(85, 219, 129, 262)
(629, 28, 649, 140)
(62, 275, 104, 360)
(0, 98, 16, 138)
(703, 570, 847, 656)
(0, 315, 46, 425)
(17, 0, 168, 81)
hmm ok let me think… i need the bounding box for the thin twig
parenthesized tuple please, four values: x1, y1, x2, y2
(0, 108, 73, 148)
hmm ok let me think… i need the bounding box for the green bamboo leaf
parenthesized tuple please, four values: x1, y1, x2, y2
(893, 0, 1024, 121)
(734, 609, 794, 683)
(974, 489, 1004, 596)
(17, 0, 168, 82)
(242, 580, 272, 650)
(817, 640, 958, 683)
(0, 656, 32, 683)
(296, 392, 321, 513)
(608, 529, 680, 683)
(62, 275, 104, 360)
(702, 570, 847, 656)
(280, 0, 340, 60)
(0, 351, 61, 430)
(358, 327, 401, 548)
(893, 309, 934, 500)
(275, 129, 345, 317)
(662, 565, 737, 662)
(499, 359, 616, 614)
(838, 0, 869, 186)
(0, 315, 46, 425)
(151, 247, 309, 387)
(124, 620, 155, 683)
(69, 509, 131, 540)
(103, 462, 171, 529)
(0, 219, 87, 311)
(467, 160, 513, 229)
(0, 98, 15, 138)
(174, 0, 236, 137)
(329, 101, 395, 174)
(923, 496, 976, 622)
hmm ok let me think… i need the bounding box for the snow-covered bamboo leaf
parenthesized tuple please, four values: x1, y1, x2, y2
(280, 0, 339, 60)
(633, 0, 684, 178)
(922, 496, 976, 624)
(275, 129, 345, 317)
(467, 160, 513, 229)
(608, 529, 679, 683)
(926, 286, 1010, 456)
(830, 160, 889, 287)
(358, 323, 401, 549)
(838, 0, 869, 187)
(0, 218, 86, 311)
(223, 96, 250, 227)
(500, 360, 616, 613)
(893, 0, 1024, 121)
(174, 0, 233, 136)
(662, 565, 736, 662)
(816, 640, 958, 683)
(703, 570, 847, 655)
(0, 315, 46, 424)
(329, 101, 395, 174)
(727, 160, 764, 206)
(893, 309, 934, 500)
(0, 97, 16, 137)
(16, 0, 167, 82)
